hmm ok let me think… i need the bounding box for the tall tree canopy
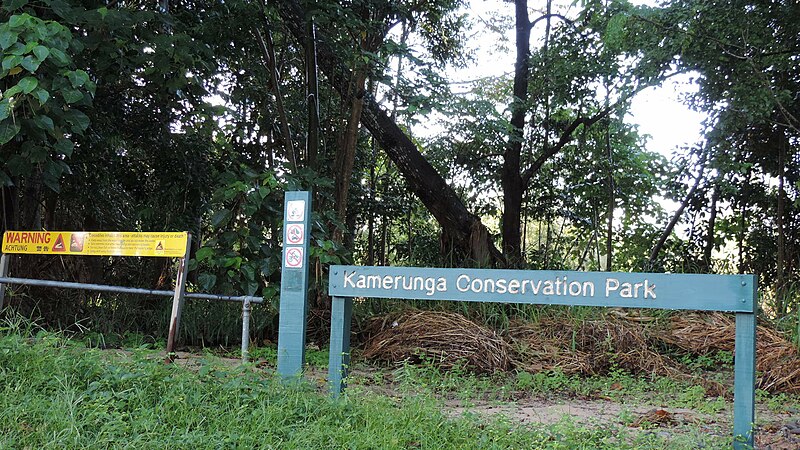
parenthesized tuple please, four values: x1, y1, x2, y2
(1, 0, 799, 327)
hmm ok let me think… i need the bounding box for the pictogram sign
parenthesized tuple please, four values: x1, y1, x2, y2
(284, 247, 304, 268)
(70, 233, 85, 252)
(52, 234, 66, 252)
(286, 200, 305, 222)
(286, 224, 304, 245)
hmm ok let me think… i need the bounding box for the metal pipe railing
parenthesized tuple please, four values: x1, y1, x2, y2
(0, 276, 263, 303)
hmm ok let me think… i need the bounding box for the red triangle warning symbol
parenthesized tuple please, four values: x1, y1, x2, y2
(52, 234, 66, 252)
(155, 241, 163, 251)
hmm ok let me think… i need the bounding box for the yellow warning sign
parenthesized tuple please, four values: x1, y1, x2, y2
(1, 231, 188, 257)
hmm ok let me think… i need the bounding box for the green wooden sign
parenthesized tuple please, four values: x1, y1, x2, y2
(327, 265, 757, 449)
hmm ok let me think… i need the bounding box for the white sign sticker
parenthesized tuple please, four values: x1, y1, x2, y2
(287, 200, 306, 222)
(286, 223, 305, 245)
(284, 246, 304, 268)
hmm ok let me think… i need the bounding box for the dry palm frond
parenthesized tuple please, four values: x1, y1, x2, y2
(362, 310, 511, 373)
(658, 312, 800, 393)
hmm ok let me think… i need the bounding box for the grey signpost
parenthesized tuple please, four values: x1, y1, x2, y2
(277, 191, 312, 379)
(327, 266, 758, 448)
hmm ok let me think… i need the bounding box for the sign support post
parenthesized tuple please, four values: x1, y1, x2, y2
(327, 293, 353, 396)
(166, 233, 192, 359)
(733, 311, 757, 449)
(277, 191, 312, 379)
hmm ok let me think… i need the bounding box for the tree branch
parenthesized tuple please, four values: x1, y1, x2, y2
(521, 106, 611, 186)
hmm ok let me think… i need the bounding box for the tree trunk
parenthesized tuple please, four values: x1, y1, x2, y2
(274, 0, 502, 265)
(501, 0, 530, 266)
(255, 21, 298, 173)
(333, 70, 367, 244)
(1, 185, 16, 233)
(367, 137, 376, 266)
(776, 135, 786, 316)
(605, 116, 614, 271)
(702, 183, 720, 272)
(305, 18, 320, 171)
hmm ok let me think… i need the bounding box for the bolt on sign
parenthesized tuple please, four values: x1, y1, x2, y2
(2, 231, 188, 257)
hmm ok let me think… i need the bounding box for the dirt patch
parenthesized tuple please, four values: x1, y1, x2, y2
(444, 396, 800, 448)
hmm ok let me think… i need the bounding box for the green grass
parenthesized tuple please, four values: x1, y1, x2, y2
(0, 317, 751, 449)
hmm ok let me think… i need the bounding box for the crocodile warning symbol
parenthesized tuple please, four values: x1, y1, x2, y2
(52, 234, 66, 252)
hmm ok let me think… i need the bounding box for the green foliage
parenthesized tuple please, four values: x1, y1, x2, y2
(0, 324, 701, 449)
(0, 10, 93, 189)
(193, 166, 282, 298)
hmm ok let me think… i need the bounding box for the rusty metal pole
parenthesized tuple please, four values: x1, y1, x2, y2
(165, 233, 191, 362)
(241, 298, 252, 363)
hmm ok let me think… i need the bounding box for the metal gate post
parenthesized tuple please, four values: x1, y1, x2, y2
(241, 298, 252, 363)
(0, 253, 9, 310)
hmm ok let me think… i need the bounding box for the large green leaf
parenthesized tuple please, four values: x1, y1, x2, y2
(3, 84, 22, 97)
(32, 87, 49, 105)
(20, 55, 41, 72)
(0, 30, 17, 50)
(5, 154, 29, 175)
(48, 48, 69, 66)
(32, 45, 49, 61)
(0, 100, 10, 121)
(3, 0, 28, 13)
(62, 109, 89, 132)
(8, 14, 29, 28)
(0, 169, 11, 186)
(210, 209, 232, 227)
(2, 55, 22, 70)
(195, 246, 215, 261)
(53, 138, 74, 156)
(41, 168, 61, 193)
(0, 121, 20, 144)
(61, 88, 83, 104)
(198, 273, 217, 291)
(33, 114, 54, 131)
(67, 69, 89, 87)
(18, 76, 38, 93)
